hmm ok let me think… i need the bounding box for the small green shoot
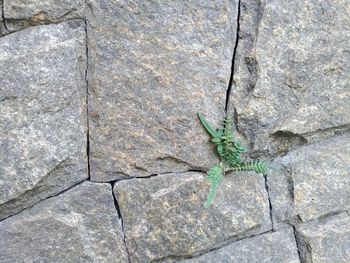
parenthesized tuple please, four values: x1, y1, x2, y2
(198, 113, 268, 208)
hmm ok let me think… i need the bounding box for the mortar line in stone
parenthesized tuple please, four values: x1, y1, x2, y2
(84, 18, 91, 181)
(224, 0, 241, 114)
(293, 226, 305, 263)
(0, 180, 87, 223)
(110, 183, 132, 263)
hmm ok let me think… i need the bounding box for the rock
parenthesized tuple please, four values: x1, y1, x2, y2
(0, 182, 128, 263)
(268, 133, 350, 228)
(0, 0, 7, 36)
(87, 0, 238, 181)
(3, 0, 85, 32)
(181, 228, 300, 263)
(295, 212, 350, 263)
(229, 0, 350, 157)
(0, 20, 88, 220)
(113, 171, 271, 262)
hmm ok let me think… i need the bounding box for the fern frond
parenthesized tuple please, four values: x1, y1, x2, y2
(224, 148, 242, 167)
(222, 118, 234, 144)
(233, 141, 247, 153)
(222, 141, 246, 167)
(197, 113, 219, 138)
(217, 145, 225, 158)
(204, 165, 224, 208)
(230, 160, 268, 175)
(197, 112, 269, 208)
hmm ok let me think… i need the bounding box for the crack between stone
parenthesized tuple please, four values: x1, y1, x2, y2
(0, 17, 81, 36)
(0, 180, 87, 223)
(302, 123, 350, 138)
(3, 8, 80, 32)
(224, 0, 241, 113)
(263, 174, 274, 230)
(84, 18, 91, 181)
(271, 125, 350, 158)
(92, 169, 207, 184)
(110, 183, 132, 263)
(1, 0, 8, 33)
(293, 226, 305, 263)
(292, 226, 314, 263)
(154, 228, 273, 262)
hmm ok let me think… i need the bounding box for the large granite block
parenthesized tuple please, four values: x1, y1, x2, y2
(229, 0, 350, 156)
(114, 171, 271, 262)
(296, 212, 350, 263)
(0, 182, 128, 263)
(87, 0, 238, 181)
(268, 133, 350, 228)
(0, 20, 88, 220)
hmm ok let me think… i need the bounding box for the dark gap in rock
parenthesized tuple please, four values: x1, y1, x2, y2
(270, 130, 308, 156)
(102, 170, 207, 184)
(84, 18, 91, 180)
(225, 0, 241, 113)
(0, 18, 82, 37)
(110, 182, 132, 263)
(186, 168, 206, 173)
(263, 174, 274, 230)
(303, 124, 350, 143)
(314, 210, 346, 224)
(110, 182, 122, 218)
(1, 0, 9, 33)
(293, 226, 309, 263)
(0, 180, 86, 223)
(153, 228, 273, 262)
(4, 8, 80, 33)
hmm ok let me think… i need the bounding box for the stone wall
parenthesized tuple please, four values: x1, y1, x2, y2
(0, 0, 349, 262)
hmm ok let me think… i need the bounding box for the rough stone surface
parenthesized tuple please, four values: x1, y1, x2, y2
(1, 0, 349, 261)
(230, 0, 350, 157)
(181, 228, 300, 263)
(3, 0, 85, 32)
(295, 212, 350, 263)
(114, 171, 271, 262)
(268, 133, 350, 228)
(0, 182, 128, 263)
(0, 20, 88, 220)
(0, 0, 6, 36)
(87, 0, 238, 181)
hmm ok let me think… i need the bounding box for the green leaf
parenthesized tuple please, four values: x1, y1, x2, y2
(197, 113, 219, 138)
(230, 160, 268, 175)
(204, 165, 224, 208)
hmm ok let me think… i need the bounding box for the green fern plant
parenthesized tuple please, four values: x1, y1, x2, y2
(198, 113, 268, 208)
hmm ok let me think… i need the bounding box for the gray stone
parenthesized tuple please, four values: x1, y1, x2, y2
(3, 0, 85, 32)
(0, 0, 7, 36)
(0, 182, 128, 263)
(181, 228, 300, 263)
(0, 20, 88, 220)
(114, 171, 271, 262)
(295, 212, 350, 263)
(268, 133, 350, 228)
(87, 0, 238, 181)
(229, 0, 350, 157)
